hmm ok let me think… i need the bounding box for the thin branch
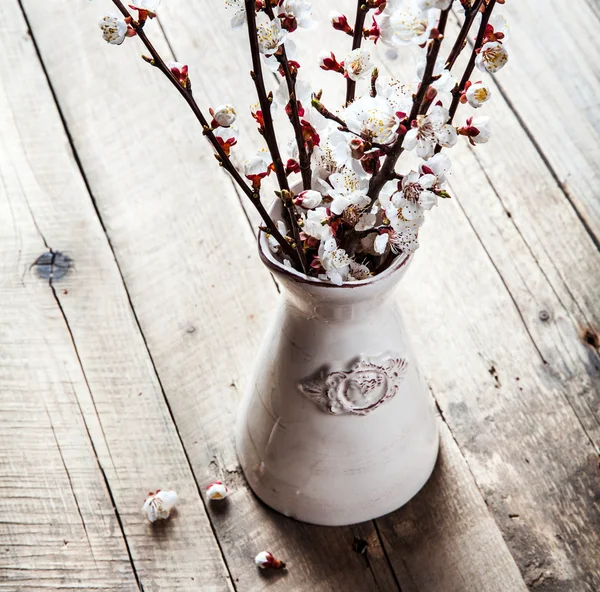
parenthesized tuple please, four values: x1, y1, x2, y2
(245, 0, 308, 273)
(110, 0, 299, 263)
(312, 98, 390, 151)
(346, 1, 369, 104)
(368, 6, 451, 200)
(447, 0, 496, 124)
(444, 0, 486, 71)
(262, 4, 312, 191)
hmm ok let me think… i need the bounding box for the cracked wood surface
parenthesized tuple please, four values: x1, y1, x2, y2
(1, 0, 599, 591)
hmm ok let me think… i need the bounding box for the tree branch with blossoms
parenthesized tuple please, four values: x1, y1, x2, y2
(95, 0, 511, 285)
(261, 2, 313, 192)
(368, 4, 452, 201)
(245, 0, 308, 272)
(104, 0, 301, 265)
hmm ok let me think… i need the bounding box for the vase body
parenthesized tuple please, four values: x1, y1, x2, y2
(235, 227, 439, 526)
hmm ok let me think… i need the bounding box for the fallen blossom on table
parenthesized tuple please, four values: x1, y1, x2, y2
(206, 481, 231, 501)
(255, 551, 286, 569)
(142, 490, 178, 522)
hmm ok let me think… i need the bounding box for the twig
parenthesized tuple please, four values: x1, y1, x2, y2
(110, 0, 299, 263)
(312, 98, 389, 151)
(447, 0, 496, 124)
(346, 1, 369, 104)
(262, 4, 312, 191)
(444, 0, 486, 71)
(245, 0, 308, 273)
(368, 6, 451, 200)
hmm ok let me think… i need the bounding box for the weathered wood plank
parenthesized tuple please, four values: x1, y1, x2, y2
(21, 1, 535, 590)
(377, 417, 528, 592)
(0, 2, 233, 590)
(484, 0, 600, 243)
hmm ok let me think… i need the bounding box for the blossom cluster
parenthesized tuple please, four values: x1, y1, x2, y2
(97, 0, 510, 285)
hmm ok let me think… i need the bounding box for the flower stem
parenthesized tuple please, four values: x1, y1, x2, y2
(447, 0, 496, 124)
(368, 5, 451, 201)
(110, 0, 299, 264)
(444, 0, 486, 71)
(245, 0, 308, 273)
(346, 1, 369, 105)
(262, 4, 312, 192)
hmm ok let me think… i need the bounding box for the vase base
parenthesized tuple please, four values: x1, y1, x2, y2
(236, 416, 440, 527)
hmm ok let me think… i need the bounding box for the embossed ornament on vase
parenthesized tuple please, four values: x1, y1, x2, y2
(299, 355, 408, 415)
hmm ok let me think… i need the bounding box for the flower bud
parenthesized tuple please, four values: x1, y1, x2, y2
(206, 481, 230, 501)
(255, 551, 286, 570)
(167, 61, 190, 89)
(211, 104, 237, 127)
(294, 190, 322, 209)
(350, 138, 366, 160)
(329, 11, 353, 35)
(318, 51, 344, 74)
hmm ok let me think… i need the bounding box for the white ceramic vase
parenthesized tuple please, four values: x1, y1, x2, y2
(235, 210, 439, 526)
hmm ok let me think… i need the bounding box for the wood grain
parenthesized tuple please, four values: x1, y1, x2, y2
(0, 2, 233, 590)
(7, 0, 600, 590)
(483, 0, 600, 244)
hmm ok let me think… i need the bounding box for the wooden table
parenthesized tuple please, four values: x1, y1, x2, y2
(1, 1, 599, 590)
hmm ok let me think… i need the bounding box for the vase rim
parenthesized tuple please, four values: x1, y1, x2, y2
(258, 229, 412, 289)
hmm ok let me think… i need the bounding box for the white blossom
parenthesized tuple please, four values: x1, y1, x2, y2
(466, 116, 492, 144)
(318, 238, 351, 285)
(379, 0, 437, 47)
(465, 81, 492, 108)
(99, 14, 128, 45)
(403, 105, 457, 159)
(206, 481, 230, 501)
(268, 221, 289, 254)
(375, 77, 415, 115)
(278, 0, 318, 30)
(419, 152, 451, 185)
(257, 16, 288, 54)
(374, 233, 390, 254)
(416, 57, 456, 95)
(328, 168, 370, 215)
(348, 260, 372, 281)
(344, 95, 401, 145)
(343, 48, 373, 82)
(294, 190, 322, 209)
(476, 42, 508, 74)
(417, 0, 451, 8)
(394, 171, 438, 219)
(225, 0, 246, 30)
(142, 490, 178, 522)
(303, 207, 333, 241)
(212, 104, 237, 127)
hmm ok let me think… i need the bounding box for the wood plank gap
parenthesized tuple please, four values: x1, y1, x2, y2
(372, 521, 404, 592)
(48, 283, 144, 592)
(15, 2, 238, 587)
